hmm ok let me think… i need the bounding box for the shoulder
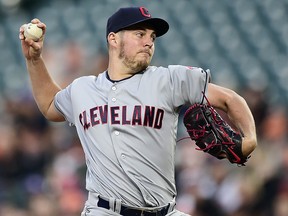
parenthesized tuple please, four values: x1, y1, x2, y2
(146, 65, 206, 77)
(168, 65, 204, 73)
(73, 75, 97, 83)
(143, 66, 209, 82)
(69, 74, 99, 87)
(147, 65, 204, 72)
(143, 65, 205, 79)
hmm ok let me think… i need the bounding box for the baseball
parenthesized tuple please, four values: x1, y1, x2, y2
(24, 23, 43, 41)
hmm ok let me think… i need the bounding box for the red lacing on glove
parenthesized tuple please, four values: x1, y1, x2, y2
(194, 140, 221, 151)
(186, 125, 207, 139)
(203, 95, 237, 146)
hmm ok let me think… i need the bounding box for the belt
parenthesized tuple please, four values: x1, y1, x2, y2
(97, 196, 171, 216)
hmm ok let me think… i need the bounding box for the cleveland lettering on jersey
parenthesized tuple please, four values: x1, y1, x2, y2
(79, 105, 164, 130)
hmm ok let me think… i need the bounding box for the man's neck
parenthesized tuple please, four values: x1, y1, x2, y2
(107, 62, 135, 81)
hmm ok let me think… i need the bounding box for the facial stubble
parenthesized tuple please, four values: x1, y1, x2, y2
(118, 41, 152, 73)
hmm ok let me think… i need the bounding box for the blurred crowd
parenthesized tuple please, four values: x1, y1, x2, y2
(0, 39, 288, 216)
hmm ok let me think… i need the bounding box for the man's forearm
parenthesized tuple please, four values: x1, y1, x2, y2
(226, 93, 257, 156)
(26, 57, 61, 117)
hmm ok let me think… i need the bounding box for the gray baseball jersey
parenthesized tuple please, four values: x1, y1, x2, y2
(54, 65, 209, 207)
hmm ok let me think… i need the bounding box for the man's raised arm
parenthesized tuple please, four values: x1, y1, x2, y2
(19, 18, 64, 122)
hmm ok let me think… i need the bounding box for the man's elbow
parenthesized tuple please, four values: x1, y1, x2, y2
(242, 136, 257, 157)
(45, 114, 65, 122)
(41, 106, 65, 122)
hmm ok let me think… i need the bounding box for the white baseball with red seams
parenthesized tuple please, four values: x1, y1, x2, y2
(24, 23, 43, 41)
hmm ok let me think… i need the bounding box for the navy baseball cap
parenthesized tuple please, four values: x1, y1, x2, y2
(106, 7, 169, 38)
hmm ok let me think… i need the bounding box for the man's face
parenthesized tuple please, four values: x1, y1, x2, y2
(117, 26, 156, 72)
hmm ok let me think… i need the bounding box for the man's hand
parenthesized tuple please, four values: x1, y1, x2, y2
(19, 18, 46, 60)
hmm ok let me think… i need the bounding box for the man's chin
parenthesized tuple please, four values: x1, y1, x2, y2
(138, 61, 150, 70)
(123, 58, 150, 72)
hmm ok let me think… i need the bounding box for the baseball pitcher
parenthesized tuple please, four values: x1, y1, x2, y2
(19, 6, 257, 216)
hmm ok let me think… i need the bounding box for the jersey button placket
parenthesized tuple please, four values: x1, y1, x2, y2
(109, 84, 125, 162)
(111, 85, 117, 103)
(113, 131, 126, 160)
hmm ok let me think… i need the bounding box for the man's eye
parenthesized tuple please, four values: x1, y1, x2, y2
(136, 32, 144, 37)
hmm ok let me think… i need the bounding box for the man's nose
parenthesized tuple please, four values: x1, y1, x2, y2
(144, 37, 154, 47)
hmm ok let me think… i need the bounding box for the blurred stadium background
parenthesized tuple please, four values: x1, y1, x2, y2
(0, 0, 288, 215)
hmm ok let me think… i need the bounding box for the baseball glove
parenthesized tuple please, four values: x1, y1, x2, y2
(183, 103, 249, 166)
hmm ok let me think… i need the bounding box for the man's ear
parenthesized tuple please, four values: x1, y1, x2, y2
(107, 32, 118, 47)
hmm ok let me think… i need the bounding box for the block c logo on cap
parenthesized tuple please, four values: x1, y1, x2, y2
(139, 7, 151, 18)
